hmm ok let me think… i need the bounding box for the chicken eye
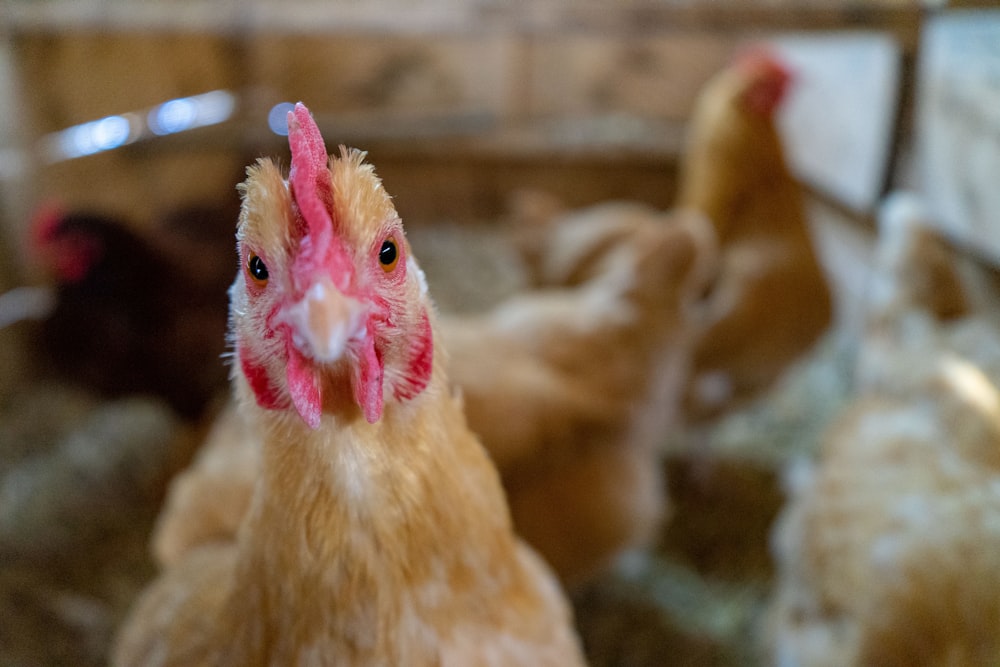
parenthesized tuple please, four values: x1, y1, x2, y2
(248, 253, 269, 285)
(379, 238, 399, 272)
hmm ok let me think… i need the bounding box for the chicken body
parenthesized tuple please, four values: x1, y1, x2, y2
(675, 50, 833, 421)
(28, 206, 232, 419)
(769, 348, 1000, 667)
(443, 204, 717, 586)
(150, 402, 258, 567)
(122, 365, 583, 666)
(768, 192, 1000, 666)
(855, 192, 974, 393)
(864, 191, 970, 325)
(114, 104, 584, 666)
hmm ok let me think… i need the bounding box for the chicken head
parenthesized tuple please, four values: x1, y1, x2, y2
(231, 103, 432, 428)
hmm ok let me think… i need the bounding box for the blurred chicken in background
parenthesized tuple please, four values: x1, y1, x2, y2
(855, 192, 975, 393)
(865, 192, 970, 323)
(675, 48, 833, 422)
(769, 338, 1000, 667)
(768, 192, 1000, 666)
(25, 200, 236, 421)
(444, 205, 717, 586)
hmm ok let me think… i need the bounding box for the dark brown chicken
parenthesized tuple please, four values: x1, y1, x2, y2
(28, 203, 235, 419)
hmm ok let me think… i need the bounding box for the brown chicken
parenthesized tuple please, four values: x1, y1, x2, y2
(769, 336, 1000, 667)
(442, 205, 717, 586)
(114, 103, 585, 666)
(149, 401, 258, 568)
(675, 48, 833, 421)
(768, 191, 1000, 666)
(856, 191, 973, 393)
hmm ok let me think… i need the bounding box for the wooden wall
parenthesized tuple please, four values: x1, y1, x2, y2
(0, 0, 926, 267)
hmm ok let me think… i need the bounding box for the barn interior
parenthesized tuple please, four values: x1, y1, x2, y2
(2, 1, 1000, 665)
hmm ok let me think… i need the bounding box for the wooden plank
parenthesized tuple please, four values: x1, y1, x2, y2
(3, 3, 926, 231)
(512, 3, 921, 47)
(523, 32, 735, 122)
(5, 0, 923, 45)
(13, 31, 242, 134)
(10, 31, 246, 228)
(247, 33, 515, 120)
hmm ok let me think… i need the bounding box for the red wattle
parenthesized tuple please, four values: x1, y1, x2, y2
(353, 332, 384, 424)
(286, 340, 323, 429)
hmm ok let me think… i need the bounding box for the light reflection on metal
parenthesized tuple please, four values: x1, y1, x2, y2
(149, 98, 197, 135)
(148, 90, 236, 136)
(42, 113, 138, 162)
(38, 89, 237, 163)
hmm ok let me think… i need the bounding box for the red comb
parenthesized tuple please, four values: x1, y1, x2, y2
(29, 202, 67, 250)
(287, 103, 333, 245)
(734, 46, 794, 116)
(286, 103, 355, 293)
(26, 203, 102, 282)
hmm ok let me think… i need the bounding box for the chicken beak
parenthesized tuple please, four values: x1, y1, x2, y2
(281, 277, 368, 364)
